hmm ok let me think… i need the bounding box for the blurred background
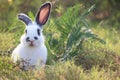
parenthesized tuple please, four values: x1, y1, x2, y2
(0, 0, 120, 31)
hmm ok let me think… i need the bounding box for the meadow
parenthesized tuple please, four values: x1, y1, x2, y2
(0, 1, 120, 80)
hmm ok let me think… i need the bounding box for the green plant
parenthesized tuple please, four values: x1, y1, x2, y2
(47, 4, 105, 61)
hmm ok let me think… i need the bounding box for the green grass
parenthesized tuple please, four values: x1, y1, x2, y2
(0, 26, 120, 80)
(0, 33, 15, 51)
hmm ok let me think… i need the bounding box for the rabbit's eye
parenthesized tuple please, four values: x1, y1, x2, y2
(25, 30, 27, 34)
(37, 29, 40, 36)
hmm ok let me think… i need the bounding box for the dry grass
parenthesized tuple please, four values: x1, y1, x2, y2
(0, 26, 120, 80)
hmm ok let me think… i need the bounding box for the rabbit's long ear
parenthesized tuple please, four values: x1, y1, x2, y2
(35, 2, 51, 26)
(18, 13, 32, 25)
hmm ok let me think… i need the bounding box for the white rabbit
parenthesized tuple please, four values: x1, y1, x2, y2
(11, 2, 51, 69)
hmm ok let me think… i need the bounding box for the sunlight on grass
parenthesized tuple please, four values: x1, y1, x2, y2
(92, 26, 120, 56)
(0, 33, 15, 52)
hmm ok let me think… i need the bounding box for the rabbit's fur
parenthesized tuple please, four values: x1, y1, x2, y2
(11, 2, 51, 69)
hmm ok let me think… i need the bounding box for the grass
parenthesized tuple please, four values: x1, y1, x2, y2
(0, 24, 120, 80)
(93, 27, 120, 56)
(0, 33, 15, 51)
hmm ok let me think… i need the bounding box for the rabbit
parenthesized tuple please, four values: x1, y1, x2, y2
(11, 2, 52, 69)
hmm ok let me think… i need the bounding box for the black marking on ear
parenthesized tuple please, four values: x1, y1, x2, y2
(18, 13, 32, 25)
(35, 2, 52, 26)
